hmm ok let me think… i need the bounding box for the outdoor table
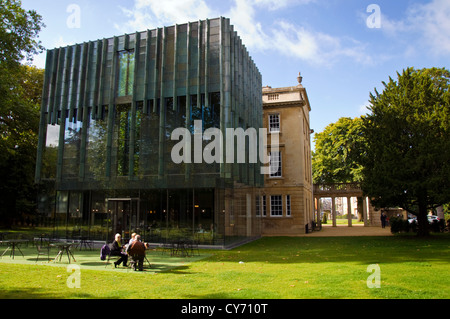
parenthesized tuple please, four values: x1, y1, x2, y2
(51, 242, 77, 263)
(171, 238, 190, 257)
(77, 236, 93, 250)
(35, 233, 49, 246)
(1, 239, 29, 259)
(0, 232, 10, 241)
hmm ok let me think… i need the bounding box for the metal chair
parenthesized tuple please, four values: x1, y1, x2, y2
(185, 238, 200, 256)
(35, 243, 51, 263)
(160, 239, 175, 256)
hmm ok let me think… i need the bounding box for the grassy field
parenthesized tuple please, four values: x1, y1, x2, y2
(0, 234, 449, 299)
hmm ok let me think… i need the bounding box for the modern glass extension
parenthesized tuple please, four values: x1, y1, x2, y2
(35, 18, 264, 247)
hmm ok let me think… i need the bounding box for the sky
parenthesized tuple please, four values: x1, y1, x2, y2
(21, 0, 450, 149)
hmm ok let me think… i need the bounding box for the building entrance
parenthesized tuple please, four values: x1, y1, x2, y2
(107, 198, 140, 241)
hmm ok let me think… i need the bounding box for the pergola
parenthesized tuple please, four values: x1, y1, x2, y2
(313, 183, 372, 227)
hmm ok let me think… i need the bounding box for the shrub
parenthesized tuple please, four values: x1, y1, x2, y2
(430, 219, 445, 233)
(390, 217, 409, 234)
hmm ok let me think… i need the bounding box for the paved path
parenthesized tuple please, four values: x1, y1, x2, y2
(304, 224, 392, 237)
(264, 224, 393, 237)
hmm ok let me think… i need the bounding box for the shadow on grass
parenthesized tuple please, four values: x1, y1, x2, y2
(0, 288, 63, 299)
(79, 261, 198, 274)
(160, 265, 195, 274)
(0, 288, 94, 299)
(25, 257, 52, 263)
(81, 261, 113, 267)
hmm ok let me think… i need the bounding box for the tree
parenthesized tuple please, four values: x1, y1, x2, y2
(312, 117, 365, 184)
(0, 0, 44, 66)
(312, 117, 367, 221)
(0, 0, 45, 227)
(1, 0, 45, 161)
(0, 65, 44, 226)
(361, 67, 450, 236)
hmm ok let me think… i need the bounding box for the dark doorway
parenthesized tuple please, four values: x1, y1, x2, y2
(106, 198, 139, 241)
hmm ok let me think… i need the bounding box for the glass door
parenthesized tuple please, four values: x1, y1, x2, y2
(106, 198, 139, 242)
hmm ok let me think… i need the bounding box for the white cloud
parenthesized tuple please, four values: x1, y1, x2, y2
(379, 13, 410, 36)
(271, 22, 321, 62)
(377, 0, 450, 57)
(227, 0, 270, 51)
(116, 0, 371, 66)
(116, 0, 217, 33)
(253, 0, 315, 11)
(224, 0, 365, 66)
(358, 101, 371, 115)
(270, 21, 373, 66)
(411, 0, 450, 56)
(54, 36, 74, 48)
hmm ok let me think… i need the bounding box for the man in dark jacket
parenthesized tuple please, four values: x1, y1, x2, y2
(127, 235, 146, 271)
(380, 212, 387, 228)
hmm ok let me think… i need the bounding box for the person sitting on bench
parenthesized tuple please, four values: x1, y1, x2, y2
(111, 233, 128, 268)
(127, 234, 146, 271)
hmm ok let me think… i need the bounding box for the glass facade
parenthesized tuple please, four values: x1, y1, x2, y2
(62, 116, 83, 179)
(35, 18, 263, 247)
(85, 108, 108, 181)
(117, 50, 135, 97)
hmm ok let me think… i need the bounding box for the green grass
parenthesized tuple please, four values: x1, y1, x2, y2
(0, 235, 449, 299)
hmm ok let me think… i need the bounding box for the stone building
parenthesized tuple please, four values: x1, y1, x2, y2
(261, 73, 314, 235)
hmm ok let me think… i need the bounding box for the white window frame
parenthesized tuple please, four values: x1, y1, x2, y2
(286, 195, 291, 217)
(262, 195, 267, 217)
(269, 151, 282, 177)
(269, 114, 280, 133)
(255, 195, 260, 216)
(270, 195, 283, 217)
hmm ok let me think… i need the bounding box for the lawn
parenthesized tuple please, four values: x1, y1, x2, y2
(0, 234, 448, 299)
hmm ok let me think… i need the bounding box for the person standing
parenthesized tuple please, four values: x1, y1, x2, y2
(380, 212, 387, 228)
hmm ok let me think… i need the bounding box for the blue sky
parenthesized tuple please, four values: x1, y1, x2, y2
(22, 0, 450, 149)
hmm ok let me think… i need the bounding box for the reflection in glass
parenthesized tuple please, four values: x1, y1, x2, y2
(85, 109, 108, 181)
(42, 122, 60, 179)
(117, 50, 135, 97)
(62, 115, 83, 179)
(138, 103, 159, 176)
(115, 104, 131, 176)
(134, 105, 141, 175)
(165, 97, 185, 174)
